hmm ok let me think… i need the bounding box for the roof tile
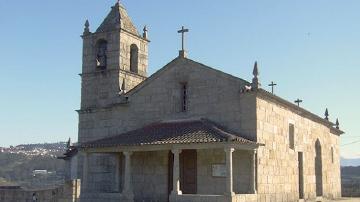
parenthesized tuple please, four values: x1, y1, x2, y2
(81, 119, 257, 148)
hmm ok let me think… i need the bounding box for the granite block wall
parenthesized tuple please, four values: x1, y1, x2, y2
(256, 96, 341, 202)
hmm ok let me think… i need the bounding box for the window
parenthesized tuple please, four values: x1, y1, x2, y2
(130, 44, 139, 73)
(315, 139, 323, 196)
(181, 83, 188, 112)
(289, 123, 295, 150)
(96, 40, 107, 70)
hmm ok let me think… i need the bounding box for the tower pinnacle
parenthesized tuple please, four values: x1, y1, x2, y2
(325, 108, 329, 120)
(143, 25, 148, 39)
(83, 20, 90, 35)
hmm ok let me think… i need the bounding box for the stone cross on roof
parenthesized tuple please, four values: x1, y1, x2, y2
(294, 98, 303, 107)
(178, 26, 189, 58)
(268, 81, 277, 94)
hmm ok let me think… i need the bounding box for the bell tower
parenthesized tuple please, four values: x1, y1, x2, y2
(80, 2, 149, 109)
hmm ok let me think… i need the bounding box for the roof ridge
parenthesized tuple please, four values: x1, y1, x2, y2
(256, 89, 344, 135)
(201, 119, 249, 142)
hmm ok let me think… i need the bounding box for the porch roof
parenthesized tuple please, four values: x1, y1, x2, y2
(81, 118, 259, 149)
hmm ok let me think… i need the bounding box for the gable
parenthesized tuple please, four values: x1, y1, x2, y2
(127, 57, 250, 98)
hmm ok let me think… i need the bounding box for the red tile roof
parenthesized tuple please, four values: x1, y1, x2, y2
(81, 119, 258, 148)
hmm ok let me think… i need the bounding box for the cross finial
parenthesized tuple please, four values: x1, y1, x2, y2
(294, 98, 303, 107)
(268, 81, 277, 94)
(325, 108, 329, 120)
(178, 26, 189, 58)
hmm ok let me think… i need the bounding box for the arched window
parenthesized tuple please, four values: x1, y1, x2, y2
(96, 40, 107, 70)
(130, 44, 139, 73)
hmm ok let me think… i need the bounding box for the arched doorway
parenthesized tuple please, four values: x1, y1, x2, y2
(315, 139, 323, 196)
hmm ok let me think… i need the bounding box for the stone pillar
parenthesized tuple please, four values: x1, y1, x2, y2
(122, 151, 134, 200)
(82, 152, 89, 192)
(225, 147, 235, 196)
(171, 149, 182, 195)
(115, 153, 121, 192)
(250, 150, 257, 194)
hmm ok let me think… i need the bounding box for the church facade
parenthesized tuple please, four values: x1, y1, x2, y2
(77, 3, 344, 202)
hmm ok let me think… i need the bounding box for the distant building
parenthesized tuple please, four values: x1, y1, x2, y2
(74, 2, 344, 202)
(32, 170, 48, 177)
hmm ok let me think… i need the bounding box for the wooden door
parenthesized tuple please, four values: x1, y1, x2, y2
(180, 150, 197, 194)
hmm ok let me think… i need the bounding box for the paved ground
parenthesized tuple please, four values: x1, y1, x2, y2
(331, 198, 360, 202)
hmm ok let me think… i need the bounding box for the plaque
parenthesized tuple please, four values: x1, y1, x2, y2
(212, 164, 226, 177)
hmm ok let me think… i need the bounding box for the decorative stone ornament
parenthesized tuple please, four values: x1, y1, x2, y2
(251, 61, 260, 90)
(143, 25, 148, 39)
(83, 20, 90, 35)
(325, 108, 329, 120)
(119, 78, 127, 95)
(336, 118, 340, 129)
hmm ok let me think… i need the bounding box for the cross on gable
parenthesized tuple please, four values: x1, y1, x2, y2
(178, 26, 189, 51)
(268, 81, 277, 94)
(295, 98, 303, 107)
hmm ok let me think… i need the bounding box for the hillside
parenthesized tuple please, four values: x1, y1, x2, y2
(0, 142, 67, 189)
(342, 166, 360, 197)
(341, 157, 360, 167)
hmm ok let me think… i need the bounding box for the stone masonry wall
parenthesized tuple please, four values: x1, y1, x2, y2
(78, 58, 257, 200)
(0, 180, 80, 202)
(197, 149, 252, 195)
(87, 154, 118, 193)
(131, 151, 168, 202)
(256, 96, 341, 202)
(79, 58, 254, 143)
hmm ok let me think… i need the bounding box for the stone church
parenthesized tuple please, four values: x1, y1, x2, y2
(76, 2, 344, 202)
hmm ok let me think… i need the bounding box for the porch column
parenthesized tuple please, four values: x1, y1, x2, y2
(171, 149, 182, 195)
(122, 151, 134, 200)
(115, 153, 121, 192)
(225, 147, 235, 196)
(250, 150, 257, 194)
(82, 152, 89, 192)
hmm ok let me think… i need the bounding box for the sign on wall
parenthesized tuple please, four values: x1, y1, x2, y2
(212, 164, 226, 177)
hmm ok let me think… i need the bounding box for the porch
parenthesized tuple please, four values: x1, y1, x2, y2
(79, 119, 262, 202)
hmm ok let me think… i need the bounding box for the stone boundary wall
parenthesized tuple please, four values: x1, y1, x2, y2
(0, 180, 80, 202)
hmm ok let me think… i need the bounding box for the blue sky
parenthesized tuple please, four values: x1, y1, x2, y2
(0, 1, 359, 158)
